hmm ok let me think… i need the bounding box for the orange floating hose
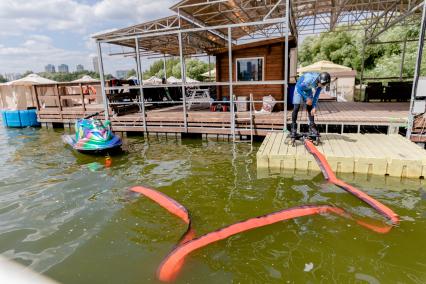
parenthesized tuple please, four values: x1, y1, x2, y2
(130, 141, 398, 282)
(304, 140, 399, 224)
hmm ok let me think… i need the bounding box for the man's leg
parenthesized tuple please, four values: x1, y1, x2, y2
(291, 90, 302, 138)
(306, 104, 319, 136)
(291, 104, 300, 138)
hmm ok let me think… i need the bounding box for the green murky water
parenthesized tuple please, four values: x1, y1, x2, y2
(1, 125, 426, 284)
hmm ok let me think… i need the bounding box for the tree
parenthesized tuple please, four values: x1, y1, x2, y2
(22, 70, 34, 77)
(0, 75, 6, 83)
(298, 23, 426, 79)
(144, 58, 214, 81)
(126, 69, 136, 78)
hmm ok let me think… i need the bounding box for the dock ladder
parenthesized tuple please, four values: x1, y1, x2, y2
(232, 93, 254, 144)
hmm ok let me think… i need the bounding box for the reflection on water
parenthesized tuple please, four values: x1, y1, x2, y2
(0, 125, 425, 284)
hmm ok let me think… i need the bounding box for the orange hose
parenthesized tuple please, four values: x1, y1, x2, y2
(131, 141, 398, 282)
(304, 140, 399, 224)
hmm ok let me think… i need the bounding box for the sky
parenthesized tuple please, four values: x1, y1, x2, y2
(0, 0, 177, 75)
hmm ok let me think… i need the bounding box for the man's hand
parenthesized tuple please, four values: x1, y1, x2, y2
(311, 107, 316, 115)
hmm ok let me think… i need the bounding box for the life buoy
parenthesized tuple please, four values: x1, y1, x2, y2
(82, 85, 97, 96)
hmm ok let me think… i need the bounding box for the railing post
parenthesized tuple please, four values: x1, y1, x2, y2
(407, 0, 426, 139)
(178, 31, 188, 132)
(228, 27, 234, 140)
(135, 38, 147, 133)
(96, 41, 109, 120)
(284, 0, 290, 132)
(79, 83, 86, 112)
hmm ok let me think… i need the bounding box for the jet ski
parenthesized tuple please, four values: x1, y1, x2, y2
(62, 113, 122, 153)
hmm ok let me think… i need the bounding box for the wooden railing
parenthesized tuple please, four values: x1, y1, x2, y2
(34, 82, 105, 122)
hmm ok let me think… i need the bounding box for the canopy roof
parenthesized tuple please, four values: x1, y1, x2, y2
(7, 74, 57, 86)
(201, 69, 216, 78)
(71, 75, 99, 83)
(298, 60, 353, 74)
(94, 0, 423, 56)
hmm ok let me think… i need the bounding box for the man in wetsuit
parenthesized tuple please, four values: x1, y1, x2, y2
(291, 72, 331, 138)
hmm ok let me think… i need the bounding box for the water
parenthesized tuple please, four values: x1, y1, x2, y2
(0, 125, 425, 284)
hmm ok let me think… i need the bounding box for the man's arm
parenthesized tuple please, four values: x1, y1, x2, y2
(312, 87, 322, 108)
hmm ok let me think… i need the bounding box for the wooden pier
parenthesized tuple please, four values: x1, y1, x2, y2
(257, 132, 426, 179)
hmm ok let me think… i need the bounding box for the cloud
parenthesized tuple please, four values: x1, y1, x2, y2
(93, 0, 173, 22)
(0, 0, 176, 73)
(0, 0, 174, 36)
(0, 35, 90, 73)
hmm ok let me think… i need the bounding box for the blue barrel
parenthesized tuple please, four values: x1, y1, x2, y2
(1, 109, 40, 128)
(21, 109, 40, 127)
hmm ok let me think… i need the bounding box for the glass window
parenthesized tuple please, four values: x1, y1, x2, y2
(236, 57, 263, 81)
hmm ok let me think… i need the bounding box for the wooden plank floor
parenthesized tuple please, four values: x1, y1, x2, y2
(257, 133, 426, 179)
(37, 102, 410, 137)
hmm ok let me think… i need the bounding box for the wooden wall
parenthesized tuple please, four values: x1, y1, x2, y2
(214, 39, 296, 111)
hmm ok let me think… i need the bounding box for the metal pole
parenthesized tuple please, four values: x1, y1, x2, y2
(400, 34, 408, 81)
(359, 30, 366, 101)
(178, 31, 188, 132)
(163, 55, 167, 80)
(96, 41, 109, 120)
(228, 27, 235, 140)
(284, 0, 289, 132)
(135, 38, 147, 133)
(208, 55, 211, 80)
(407, 0, 426, 139)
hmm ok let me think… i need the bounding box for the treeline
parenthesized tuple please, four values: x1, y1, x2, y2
(298, 24, 426, 79)
(143, 58, 214, 81)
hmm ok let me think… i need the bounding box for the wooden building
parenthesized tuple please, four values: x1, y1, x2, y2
(214, 37, 297, 111)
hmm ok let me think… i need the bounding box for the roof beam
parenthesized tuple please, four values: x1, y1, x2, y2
(177, 9, 231, 43)
(366, 0, 424, 43)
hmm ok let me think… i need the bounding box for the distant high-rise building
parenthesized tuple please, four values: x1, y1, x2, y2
(45, 64, 56, 73)
(116, 70, 129, 79)
(58, 64, 69, 73)
(92, 57, 99, 73)
(76, 64, 84, 72)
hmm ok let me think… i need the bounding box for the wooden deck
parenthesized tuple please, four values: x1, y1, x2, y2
(257, 132, 426, 179)
(37, 102, 411, 137)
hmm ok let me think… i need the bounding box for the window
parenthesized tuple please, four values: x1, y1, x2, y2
(236, 57, 264, 81)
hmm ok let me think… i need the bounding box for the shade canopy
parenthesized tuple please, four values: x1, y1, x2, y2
(297, 60, 353, 74)
(71, 75, 99, 83)
(166, 76, 180, 84)
(8, 74, 57, 86)
(201, 69, 216, 78)
(143, 76, 162, 84)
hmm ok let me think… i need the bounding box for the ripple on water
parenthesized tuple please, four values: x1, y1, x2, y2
(0, 126, 425, 284)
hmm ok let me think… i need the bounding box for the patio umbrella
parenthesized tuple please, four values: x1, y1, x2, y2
(71, 75, 99, 83)
(8, 74, 57, 85)
(143, 76, 162, 84)
(201, 69, 215, 78)
(297, 60, 352, 74)
(166, 76, 181, 84)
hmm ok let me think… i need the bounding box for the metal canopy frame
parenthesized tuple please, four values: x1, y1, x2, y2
(94, 0, 426, 140)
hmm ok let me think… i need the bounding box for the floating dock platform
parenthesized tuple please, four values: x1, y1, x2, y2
(257, 133, 426, 179)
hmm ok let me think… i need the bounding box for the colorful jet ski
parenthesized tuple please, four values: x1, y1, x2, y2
(62, 114, 122, 153)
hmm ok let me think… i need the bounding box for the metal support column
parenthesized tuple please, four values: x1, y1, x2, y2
(208, 55, 211, 79)
(399, 34, 408, 80)
(228, 27, 235, 140)
(163, 55, 167, 80)
(178, 31, 188, 132)
(407, 0, 426, 139)
(284, 0, 290, 131)
(135, 38, 147, 133)
(96, 41, 109, 120)
(359, 30, 366, 102)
